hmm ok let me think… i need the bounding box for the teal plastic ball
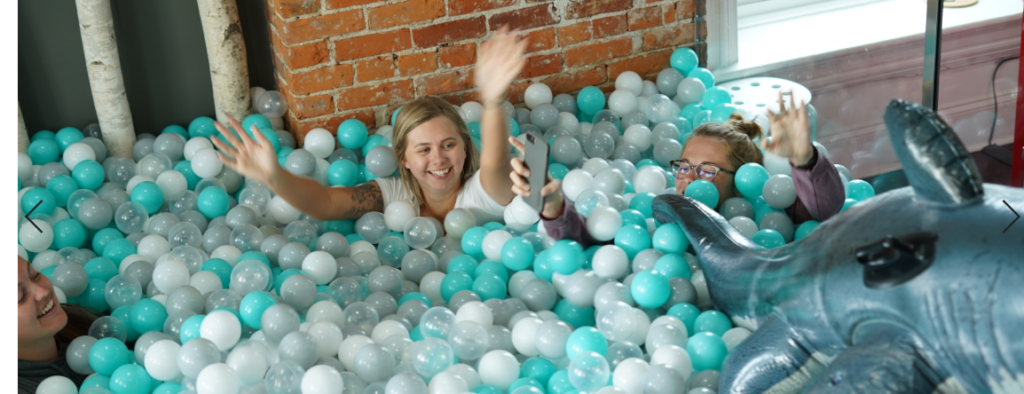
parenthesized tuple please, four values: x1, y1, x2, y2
(702, 87, 732, 109)
(628, 192, 656, 218)
(680, 103, 705, 122)
(630, 269, 670, 309)
(752, 229, 786, 249)
(362, 134, 387, 157)
(253, 127, 281, 152)
(85, 257, 118, 282)
(197, 186, 230, 219)
(72, 160, 105, 190)
(693, 110, 713, 127)
(173, 161, 201, 191)
(22, 187, 57, 216)
(614, 224, 651, 259)
(46, 175, 78, 207)
(565, 327, 608, 359)
(500, 237, 535, 271)
(794, 220, 820, 241)
(447, 254, 479, 278)
(101, 240, 136, 265)
(667, 303, 700, 335)
(162, 125, 189, 139)
(130, 181, 164, 214)
(841, 198, 858, 212)
(684, 179, 719, 209)
(240, 291, 277, 329)
(129, 298, 168, 334)
(475, 260, 509, 283)
(440, 271, 473, 303)
(653, 254, 691, 280)
(53, 218, 87, 249)
(548, 240, 584, 275)
(242, 114, 273, 135)
(619, 209, 646, 228)
(55, 127, 84, 153)
(179, 314, 205, 343)
(670, 47, 699, 75)
(687, 67, 716, 88)
(467, 121, 482, 140)
(28, 139, 60, 164)
(652, 223, 688, 255)
(109, 362, 152, 394)
(847, 179, 876, 201)
(735, 163, 770, 199)
(687, 332, 728, 371)
(548, 163, 570, 180)
(337, 119, 369, 150)
(328, 159, 359, 187)
(521, 357, 557, 383)
(472, 273, 507, 301)
(694, 310, 732, 336)
(88, 337, 131, 376)
(576, 86, 606, 115)
(32, 130, 56, 141)
(92, 228, 125, 256)
(710, 103, 739, 123)
(188, 116, 217, 138)
(461, 227, 489, 260)
(77, 278, 111, 312)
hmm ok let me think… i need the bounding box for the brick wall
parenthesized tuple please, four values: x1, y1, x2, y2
(265, 0, 696, 142)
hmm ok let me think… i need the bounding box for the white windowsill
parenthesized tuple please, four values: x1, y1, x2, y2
(715, 0, 1023, 81)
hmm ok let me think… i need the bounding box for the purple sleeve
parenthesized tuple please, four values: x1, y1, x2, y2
(786, 147, 847, 224)
(541, 201, 608, 248)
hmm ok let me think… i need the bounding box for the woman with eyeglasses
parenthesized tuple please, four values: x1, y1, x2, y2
(509, 92, 845, 248)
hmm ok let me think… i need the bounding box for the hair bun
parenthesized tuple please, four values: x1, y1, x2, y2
(726, 113, 763, 142)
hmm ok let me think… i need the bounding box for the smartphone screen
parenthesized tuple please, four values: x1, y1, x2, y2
(519, 132, 550, 212)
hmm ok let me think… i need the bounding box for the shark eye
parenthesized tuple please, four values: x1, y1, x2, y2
(855, 232, 938, 290)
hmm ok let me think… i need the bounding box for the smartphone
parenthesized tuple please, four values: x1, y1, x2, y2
(519, 132, 550, 212)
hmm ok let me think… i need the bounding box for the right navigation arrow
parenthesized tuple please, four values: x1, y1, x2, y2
(1005, 201, 1019, 233)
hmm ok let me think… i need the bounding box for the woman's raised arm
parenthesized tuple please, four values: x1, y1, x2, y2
(475, 26, 528, 206)
(211, 116, 383, 220)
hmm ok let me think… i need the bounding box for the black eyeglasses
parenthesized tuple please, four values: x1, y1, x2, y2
(670, 160, 736, 181)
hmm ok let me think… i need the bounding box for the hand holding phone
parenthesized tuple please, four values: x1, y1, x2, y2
(509, 135, 564, 219)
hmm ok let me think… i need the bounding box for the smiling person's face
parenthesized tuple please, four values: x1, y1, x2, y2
(18, 257, 67, 347)
(402, 116, 468, 195)
(674, 135, 738, 207)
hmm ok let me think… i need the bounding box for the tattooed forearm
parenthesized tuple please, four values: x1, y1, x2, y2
(337, 182, 384, 219)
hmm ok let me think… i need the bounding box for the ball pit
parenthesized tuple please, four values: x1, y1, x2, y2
(15, 46, 878, 394)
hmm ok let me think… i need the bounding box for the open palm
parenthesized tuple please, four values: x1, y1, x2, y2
(764, 91, 814, 166)
(210, 115, 281, 185)
(475, 25, 528, 105)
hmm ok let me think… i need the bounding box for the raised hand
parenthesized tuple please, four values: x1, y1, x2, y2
(763, 91, 814, 167)
(475, 25, 528, 106)
(210, 115, 280, 185)
(508, 136, 564, 220)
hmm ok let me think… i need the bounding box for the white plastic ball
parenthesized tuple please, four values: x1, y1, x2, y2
(304, 128, 336, 159)
(507, 195, 540, 225)
(728, 216, 759, 239)
(477, 350, 520, 391)
(191, 148, 223, 179)
(19, 220, 54, 253)
(592, 245, 629, 279)
(156, 171, 187, 203)
(184, 137, 214, 161)
(649, 344, 693, 382)
(461, 102, 483, 123)
(511, 317, 543, 356)
(302, 251, 338, 285)
(307, 321, 344, 358)
(613, 357, 649, 394)
(371, 320, 410, 343)
(62, 143, 96, 171)
(196, 363, 240, 394)
(583, 158, 611, 176)
(762, 151, 792, 176)
(615, 71, 644, 96)
(200, 310, 241, 351)
(338, 335, 375, 371)
(152, 260, 190, 294)
(762, 174, 798, 209)
(455, 301, 494, 328)
(384, 201, 416, 232)
(269, 195, 302, 224)
(623, 124, 653, 151)
(722, 327, 753, 351)
(138, 235, 171, 261)
(35, 376, 78, 394)
(189, 271, 222, 295)
(226, 345, 269, 387)
(524, 83, 553, 110)
(608, 90, 639, 117)
(301, 364, 345, 394)
(481, 230, 512, 262)
(633, 166, 668, 194)
(561, 169, 595, 202)
(586, 206, 622, 242)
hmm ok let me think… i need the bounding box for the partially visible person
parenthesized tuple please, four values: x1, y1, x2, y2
(18, 256, 96, 394)
(511, 92, 846, 248)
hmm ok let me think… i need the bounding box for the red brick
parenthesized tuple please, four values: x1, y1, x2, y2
(367, 0, 445, 30)
(646, 0, 659, 3)
(608, 48, 673, 79)
(663, 4, 676, 24)
(415, 69, 475, 96)
(520, 53, 562, 79)
(448, 0, 518, 16)
(337, 80, 416, 111)
(541, 66, 607, 96)
(438, 43, 477, 68)
(565, 0, 631, 19)
(293, 108, 377, 145)
(334, 29, 413, 61)
(628, 6, 662, 31)
(556, 21, 592, 47)
(292, 94, 335, 118)
(564, 37, 632, 68)
(356, 55, 397, 82)
(521, 28, 556, 53)
(398, 52, 438, 76)
(489, 5, 559, 32)
(326, 0, 386, 9)
(677, 0, 695, 21)
(507, 80, 530, 105)
(279, 9, 364, 44)
(412, 16, 487, 48)
(271, 0, 319, 19)
(285, 64, 355, 95)
(643, 24, 694, 50)
(593, 14, 627, 39)
(281, 40, 331, 70)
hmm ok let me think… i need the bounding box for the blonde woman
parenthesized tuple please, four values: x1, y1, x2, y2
(212, 27, 527, 224)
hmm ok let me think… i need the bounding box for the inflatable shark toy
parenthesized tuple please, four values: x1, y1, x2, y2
(652, 100, 1024, 394)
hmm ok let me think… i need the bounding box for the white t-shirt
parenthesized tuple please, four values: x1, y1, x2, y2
(372, 171, 506, 225)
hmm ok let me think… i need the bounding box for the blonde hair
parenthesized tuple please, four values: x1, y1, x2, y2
(391, 96, 480, 207)
(690, 113, 764, 170)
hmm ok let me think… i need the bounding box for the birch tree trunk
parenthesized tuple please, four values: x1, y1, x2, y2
(76, 0, 135, 158)
(18, 104, 29, 153)
(197, 0, 251, 124)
